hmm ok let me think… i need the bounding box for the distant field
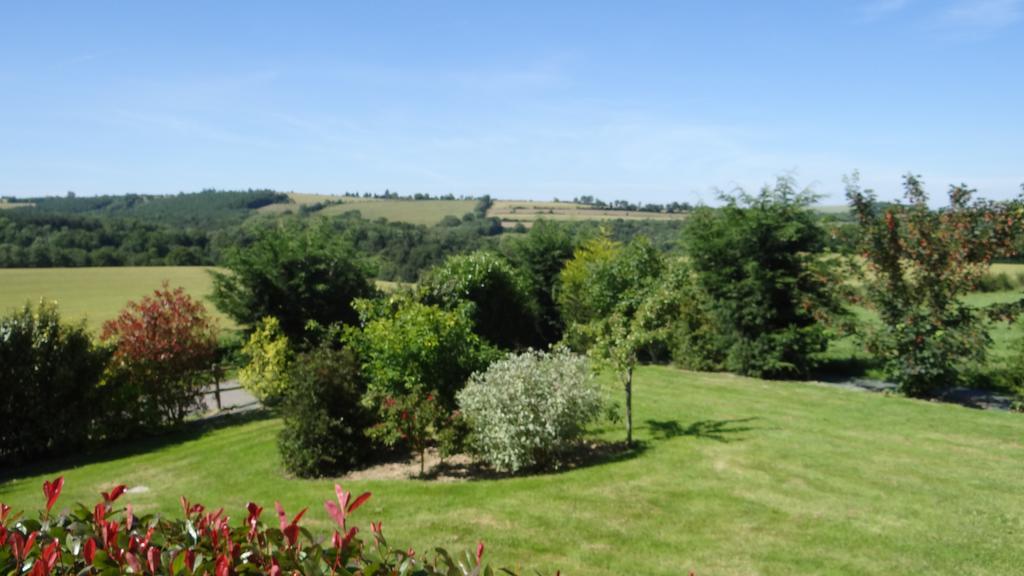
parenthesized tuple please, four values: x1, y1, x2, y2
(255, 193, 476, 226)
(0, 267, 407, 333)
(0, 267, 232, 332)
(489, 200, 688, 227)
(0, 200, 33, 209)
(320, 199, 476, 225)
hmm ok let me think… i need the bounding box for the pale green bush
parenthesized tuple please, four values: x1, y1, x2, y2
(457, 348, 602, 472)
(238, 316, 292, 404)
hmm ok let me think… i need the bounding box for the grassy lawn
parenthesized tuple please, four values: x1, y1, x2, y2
(2, 366, 1022, 574)
(0, 266, 231, 332)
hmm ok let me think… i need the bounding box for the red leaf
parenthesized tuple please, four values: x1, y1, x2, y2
(347, 492, 371, 515)
(102, 485, 127, 503)
(324, 501, 344, 530)
(83, 538, 97, 564)
(147, 546, 161, 574)
(476, 541, 485, 564)
(42, 477, 63, 513)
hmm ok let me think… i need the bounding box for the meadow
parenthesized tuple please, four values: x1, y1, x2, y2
(0, 266, 231, 332)
(2, 366, 1021, 575)
(0, 267, 408, 333)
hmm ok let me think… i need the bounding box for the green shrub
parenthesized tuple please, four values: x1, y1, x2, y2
(347, 294, 498, 411)
(278, 345, 374, 478)
(976, 271, 1017, 292)
(0, 301, 108, 465)
(458, 349, 603, 472)
(419, 250, 542, 349)
(238, 316, 292, 404)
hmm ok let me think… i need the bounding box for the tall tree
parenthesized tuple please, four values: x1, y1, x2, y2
(210, 221, 376, 342)
(682, 177, 845, 378)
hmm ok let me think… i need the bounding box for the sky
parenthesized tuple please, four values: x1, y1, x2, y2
(1, 1, 1022, 204)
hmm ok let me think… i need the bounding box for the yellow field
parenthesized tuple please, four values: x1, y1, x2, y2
(489, 200, 688, 227)
(255, 193, 476, 225)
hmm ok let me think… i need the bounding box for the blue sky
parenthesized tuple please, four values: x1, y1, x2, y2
(1, 1, 1022, 204)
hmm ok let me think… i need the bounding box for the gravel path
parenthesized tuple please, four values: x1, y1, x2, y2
(814, 377, 1016, 411)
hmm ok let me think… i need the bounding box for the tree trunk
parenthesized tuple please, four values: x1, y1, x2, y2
(625, 365, 633, 447)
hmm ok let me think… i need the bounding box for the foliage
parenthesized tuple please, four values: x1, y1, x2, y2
(458, 349, 603, 472)
(0, 302, 108, 465)
(101, 283, 219, 426)
(557, 234, 664, 342)
(238, 317, 292, 405)
(278, 345, 374, 478)
(502, 220, 577, 345)
(682, 177, 847, 378)
(558, 235, 665, 445)
(347, 294, 498, 411)
(211, 221, 377, 342)
(366, 390, 455, 477)
(418, 250, 541, 349)
(847, 173, 1022, 396)
(0, 478, 522, 576)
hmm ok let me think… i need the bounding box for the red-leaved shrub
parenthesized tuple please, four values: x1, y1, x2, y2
(0, 477, 532, 576)
(101, 283, 218, 426)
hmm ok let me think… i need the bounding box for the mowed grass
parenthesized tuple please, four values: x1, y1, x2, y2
(3, 366, 1022, 575)
(0, 267, 232, 332)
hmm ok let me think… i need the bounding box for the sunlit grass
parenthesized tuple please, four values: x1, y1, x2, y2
(3, 366, 1022, 575)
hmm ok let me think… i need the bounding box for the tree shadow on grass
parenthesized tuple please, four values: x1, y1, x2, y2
(0, 409, 275, 484)
(645, 417, 760, 443)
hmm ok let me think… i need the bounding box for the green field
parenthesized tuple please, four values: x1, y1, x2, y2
(0, 267, 230, 332)
(2, 366, 1021, 575)
(0, 268, 410, 332)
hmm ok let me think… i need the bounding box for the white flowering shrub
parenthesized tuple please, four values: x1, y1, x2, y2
(457, 348, 603, 472)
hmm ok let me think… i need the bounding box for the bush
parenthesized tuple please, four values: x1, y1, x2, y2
(458, 349, 603, 472)
(278, 345, 374, 478)
(238, 316, 292, 405)
(0, 301, 108, 465)
(211, 221, 377, 343)
(418, 250, 542, 350)
(348, 295, 497, 411)
(101, 284, 218, 427)
(0, 477, 534, 576)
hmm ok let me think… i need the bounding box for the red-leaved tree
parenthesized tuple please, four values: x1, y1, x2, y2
(102, 283, 218, 425)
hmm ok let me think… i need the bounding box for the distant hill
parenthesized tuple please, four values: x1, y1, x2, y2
(10, 189, 289, 229)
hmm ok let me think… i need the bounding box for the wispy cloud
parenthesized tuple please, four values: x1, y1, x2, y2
(938, 0, 1022, 30)
(860, 0, 912, 20)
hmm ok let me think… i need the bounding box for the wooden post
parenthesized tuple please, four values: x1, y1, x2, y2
(213, 364, 222, 411)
